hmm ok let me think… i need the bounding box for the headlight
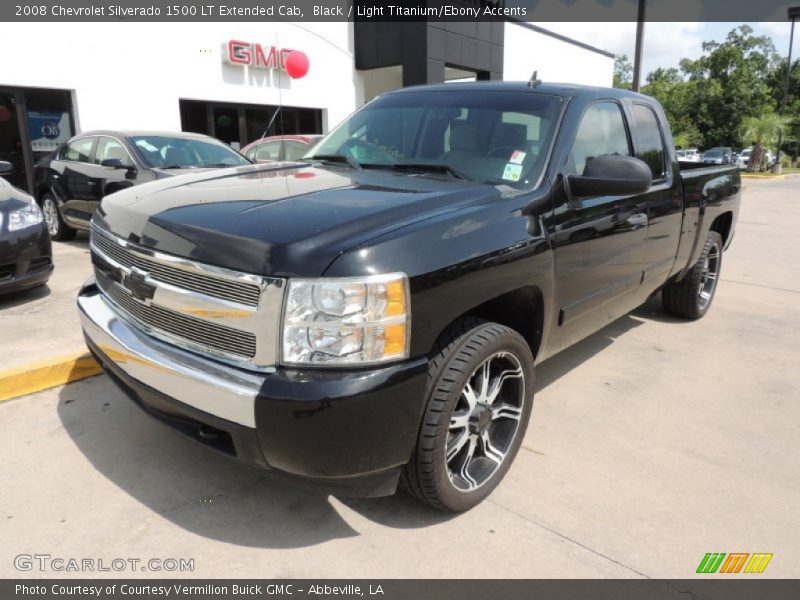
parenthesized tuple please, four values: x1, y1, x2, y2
(8, 203, 43, 231)
(282, 273, 410, 366)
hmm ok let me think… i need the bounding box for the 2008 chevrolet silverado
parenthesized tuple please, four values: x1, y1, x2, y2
(78, 82, 740, 511)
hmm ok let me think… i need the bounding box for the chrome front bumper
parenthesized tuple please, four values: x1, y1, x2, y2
(78, 286, 267, 428)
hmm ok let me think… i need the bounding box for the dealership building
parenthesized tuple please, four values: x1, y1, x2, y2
(0, 20, 613, 193)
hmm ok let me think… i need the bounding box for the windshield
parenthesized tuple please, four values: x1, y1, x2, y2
(705, 149, 723, 157)
(130, 136, 251, 169)
(307, 90, 564, 189)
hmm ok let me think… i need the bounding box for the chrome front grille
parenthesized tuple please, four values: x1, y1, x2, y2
(90, 225, 284, 370)
(92, 231, 261, 307)
(96, 271, 257, 359)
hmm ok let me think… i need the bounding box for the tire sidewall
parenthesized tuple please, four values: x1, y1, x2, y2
(695, 233, 723, 318)
(427, 326, 535, 512)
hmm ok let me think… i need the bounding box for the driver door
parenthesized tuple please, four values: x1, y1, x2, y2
(546, 100, 648, 354)
(90, 135, 138, 199)
(58, 136, 98, 225)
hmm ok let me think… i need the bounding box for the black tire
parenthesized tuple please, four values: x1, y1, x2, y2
(662, 231, 723, 319)
(40, 192, 76, 241)
(402, 318, 535, 512)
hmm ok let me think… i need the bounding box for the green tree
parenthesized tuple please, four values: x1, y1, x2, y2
(613, 54, 633, 90)
(672, 127, 703, 149)
(740, 112, 791, 171)
(765, 57, 800, 161)
(638, 25, 780, 148)
(678, 25, 780, 148)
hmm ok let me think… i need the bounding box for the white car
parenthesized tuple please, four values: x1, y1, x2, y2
(676, 148, 700, 162)
(737, 147, 774, 170)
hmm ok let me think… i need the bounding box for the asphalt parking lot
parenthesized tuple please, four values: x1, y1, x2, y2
(1, 177, 798, 579)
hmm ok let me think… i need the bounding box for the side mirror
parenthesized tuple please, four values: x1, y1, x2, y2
(0, 160, 13, 175)
(101, 158, 130, 169)
(567, 155, 653, 199)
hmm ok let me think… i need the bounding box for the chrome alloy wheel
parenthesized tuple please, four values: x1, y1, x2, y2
(446, 351, 525, 492)
(698, 241, 721, 310)
(42, 197, 59, 236)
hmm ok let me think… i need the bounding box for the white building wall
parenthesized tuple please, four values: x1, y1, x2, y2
(0, 22, 361, 134)
(1, 21, 614, 138)
(503, 23, 614, 87)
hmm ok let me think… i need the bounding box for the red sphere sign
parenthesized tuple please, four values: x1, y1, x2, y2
(284, 50, 309, 79)
(224, 40, 309, 79)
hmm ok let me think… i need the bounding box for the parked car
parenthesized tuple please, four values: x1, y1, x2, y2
(33, 131, 252, 241)
(79, 82, 740, 512)
(736, 147, 774, 170)
(702, 147, 733, 165)
(737, 148, 752, 170)
(0, 161, 52, 295)
(241, 134, 323, 163)
(676, 148, 700, 162)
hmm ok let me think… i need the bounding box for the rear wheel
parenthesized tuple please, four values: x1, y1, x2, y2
(662, 231, 723, 319)
(41, 193, 76, 241)
(402, 319, 535, 512)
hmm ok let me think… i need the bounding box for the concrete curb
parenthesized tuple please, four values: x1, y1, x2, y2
(0, 352, 102, 403)
(741, 173, 788, 180)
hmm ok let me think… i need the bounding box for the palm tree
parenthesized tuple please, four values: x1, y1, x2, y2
(740, 113, 791, 172)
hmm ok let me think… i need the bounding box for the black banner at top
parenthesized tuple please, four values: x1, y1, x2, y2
(1, 0, 799, 22)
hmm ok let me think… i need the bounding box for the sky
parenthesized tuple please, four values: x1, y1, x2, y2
(542, 22, 799, 77)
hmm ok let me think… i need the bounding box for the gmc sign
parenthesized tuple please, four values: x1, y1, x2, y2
(223, 40, 294, 70)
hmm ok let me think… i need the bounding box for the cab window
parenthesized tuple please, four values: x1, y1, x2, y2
(567, 102, 631, 175)
(94, 137, 134, 167)
(62, 137, 95, 163)
(284, 140, 308, 161)
(255, 141, 281, 161)
(631, 104, 667, 180)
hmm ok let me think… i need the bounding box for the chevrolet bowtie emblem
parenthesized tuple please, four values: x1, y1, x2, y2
(122, 267, 156, 303)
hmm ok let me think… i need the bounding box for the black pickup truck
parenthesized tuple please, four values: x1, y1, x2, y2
(78, 82, 740, 511)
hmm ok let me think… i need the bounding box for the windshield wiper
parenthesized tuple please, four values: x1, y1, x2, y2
(306, 154, 362, 170)
(368, 162, 470, 181)
(160, 165, 193, 169)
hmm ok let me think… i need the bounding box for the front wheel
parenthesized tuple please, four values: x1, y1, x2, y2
(662, 231, 723, 319)
(41, 193, 76, 241)
(402, 319, 535, 512)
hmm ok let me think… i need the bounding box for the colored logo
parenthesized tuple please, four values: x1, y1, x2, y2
(40, 121, 60, 139)
(696, 553, 773, 574)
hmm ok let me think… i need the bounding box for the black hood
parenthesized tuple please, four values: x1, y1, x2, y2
(94, 162, 500, 277)
(0, 177, 35, 209)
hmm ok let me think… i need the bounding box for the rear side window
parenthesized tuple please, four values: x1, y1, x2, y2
(568, 102, 631, 176)
(256, 141, 281, 161)
(62, 137, 94, 162)
(284, 140, 308, 161)
(631, 104, 666, 180)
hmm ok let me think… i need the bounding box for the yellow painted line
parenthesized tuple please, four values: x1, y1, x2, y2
(0, 352, 102, 403)
(741, 173, 787, 180)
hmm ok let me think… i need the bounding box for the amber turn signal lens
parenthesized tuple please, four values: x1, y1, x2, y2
(385, 280, 407, 317)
